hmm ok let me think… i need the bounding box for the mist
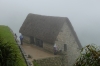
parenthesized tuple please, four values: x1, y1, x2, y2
(0, 0, 100, 46)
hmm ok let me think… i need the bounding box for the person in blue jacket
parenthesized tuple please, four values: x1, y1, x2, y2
(19, 34, 23, 45)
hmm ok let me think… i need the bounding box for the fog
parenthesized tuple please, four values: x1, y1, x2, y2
(0, 0, 100, 47)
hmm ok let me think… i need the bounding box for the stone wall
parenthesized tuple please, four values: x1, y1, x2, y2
(23, 36, 54, 53)
(23, 35, 30, 44)
(34, 55, 67, 66)
(55, 22, 80, 66)
(43, 42, 54, 53)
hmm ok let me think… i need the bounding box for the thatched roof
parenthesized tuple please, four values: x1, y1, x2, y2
(19, 13, 82, 49)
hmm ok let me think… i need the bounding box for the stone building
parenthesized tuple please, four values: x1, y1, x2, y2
(19, 13, 82, 66)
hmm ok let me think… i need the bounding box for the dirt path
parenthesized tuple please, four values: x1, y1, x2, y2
(21, 43, 57, 66)
(22, 44, 56, 59)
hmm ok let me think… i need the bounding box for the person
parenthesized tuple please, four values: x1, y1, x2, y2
(14, 33, 17, 42)
(53, 43, 57, 55)
(15, 33, 17, 39)
(19, 34, 23, 45)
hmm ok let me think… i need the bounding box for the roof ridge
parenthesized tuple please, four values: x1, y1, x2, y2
(28, 13, 68, 18)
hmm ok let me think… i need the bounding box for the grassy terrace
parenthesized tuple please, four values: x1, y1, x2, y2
(0, 25, 26, 66)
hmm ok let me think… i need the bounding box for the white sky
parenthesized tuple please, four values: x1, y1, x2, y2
(0, 0, 100, 46)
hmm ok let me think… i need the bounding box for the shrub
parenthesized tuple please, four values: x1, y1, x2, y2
(33, 60, 40, 66)
(74, 44, 100, 66)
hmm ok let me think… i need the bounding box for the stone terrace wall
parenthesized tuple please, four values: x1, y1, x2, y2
(9, 28, 32, 66)
(34, 55, 67, 66)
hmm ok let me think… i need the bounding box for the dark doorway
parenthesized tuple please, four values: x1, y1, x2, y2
(35, 38, 43, 48)
(39, 40, 43, 47)
(30, 36, 34, 44)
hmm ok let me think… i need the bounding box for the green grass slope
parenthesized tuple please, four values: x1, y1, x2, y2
(0, 25, 26, 66)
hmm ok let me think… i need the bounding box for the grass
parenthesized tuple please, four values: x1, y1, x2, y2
(0, 25, 27, 66)
(0, 25, 15, 42)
